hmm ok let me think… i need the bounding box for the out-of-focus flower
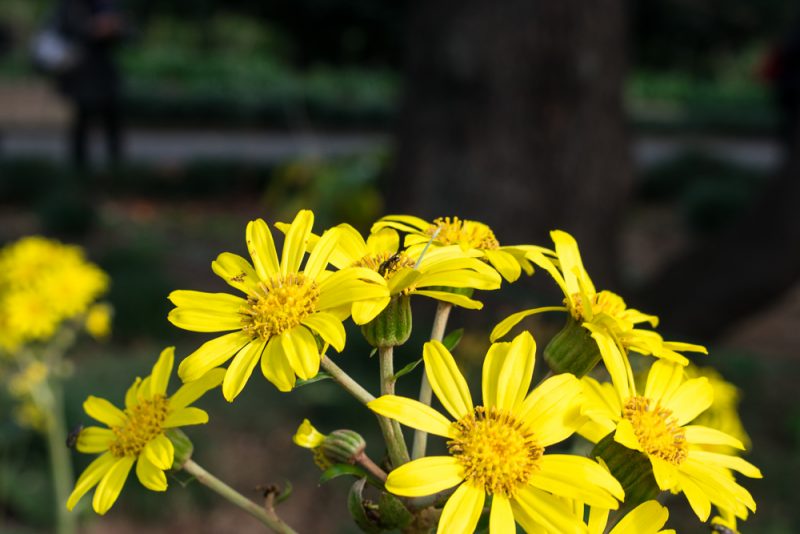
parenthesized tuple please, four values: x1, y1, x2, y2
(85, 303, 113, 340)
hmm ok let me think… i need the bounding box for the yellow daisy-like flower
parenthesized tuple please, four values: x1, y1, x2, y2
(293, 223, 501, 317)
(0, 236, 109, 350)
(168, 210, 390, 400)
(492, 230, 706, 394)
(67, 347, 223, 515)
(583, 500, 674, 534)
(369, 331, 624, 533)
(580, 360, 762, 522)
(372, 215, 540, 282)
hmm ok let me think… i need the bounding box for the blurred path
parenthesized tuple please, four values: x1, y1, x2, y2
(0, 128, 782, 169)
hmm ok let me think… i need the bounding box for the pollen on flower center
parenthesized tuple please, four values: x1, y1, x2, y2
(448, 406, 543, 497)
(353, 251, 415, 279)
(623, 396, 688, 465)
(570, 290, 626, 321)
(241, 273, 320, 339)
(109, 395, 169, 457)
(428, 217, 500, 250)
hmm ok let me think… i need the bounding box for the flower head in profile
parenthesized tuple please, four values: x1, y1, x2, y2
(168, 210, 389, 399)
(492, 230, 706, 394)
(293, 419, 330, 469)
(368, 331, 624, 533)
(290, 223, 502, 317)
(372, 215, 538, 282)
(580, 360, 762, 522)
(67, 348, 223, 515)
(0, 236, 108, 351)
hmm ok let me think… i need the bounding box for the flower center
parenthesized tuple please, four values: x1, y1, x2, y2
(242, 274, 320, 339)
(109, 395, 169, 457)
(448, 406, 543, 497)
(428, 217, 500, 250)
(570, 290, 626, 322)
(623, 396, 688, 465)
(352, 251, 415, 279)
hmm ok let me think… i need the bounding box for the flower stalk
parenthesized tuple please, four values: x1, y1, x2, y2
(182, 459, 298, 534)
(379, 346, 410, 466)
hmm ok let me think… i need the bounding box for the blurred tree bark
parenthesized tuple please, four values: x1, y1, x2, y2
(390, 0, 632, 286)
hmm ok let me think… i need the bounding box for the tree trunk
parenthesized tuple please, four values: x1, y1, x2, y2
(390, 0, 633, 287)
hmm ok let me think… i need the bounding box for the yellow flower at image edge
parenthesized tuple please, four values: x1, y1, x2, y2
(585, 500, 674, 534)
(67, 348, 223, 515)
(369, 332, 624, 533)
(581, 360, 762, 522)
(168, 210, 389, 400)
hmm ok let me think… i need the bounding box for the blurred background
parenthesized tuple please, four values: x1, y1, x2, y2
(1, 0, 799, 532)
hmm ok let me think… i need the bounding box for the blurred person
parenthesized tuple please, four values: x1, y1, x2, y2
(0, 21, 11, 156)
(761, 19, 800, 153)
(55, 0, 126, 170)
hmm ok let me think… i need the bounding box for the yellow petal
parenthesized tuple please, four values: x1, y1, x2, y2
(84, 396, 126, 427)
(301, 312, 346, 352)
(281, 210, 314, 275)
(651, 456, 680, 490)
(293, 419, 326, 448)
(517, 374, 583, 446)
(482, 331, 535, 412)
(513, 486, 588, 534)
(76, 427, 115, 453)
(163, 407, 209, 428)
(304, 227, 341, 280)
(124, 377, 142, 410)
(372, 214, 430, 234)
(246, 218, 280, 279)
(416, 270, 500, 291)
(552, 229, 595, 297)
(222, 339, 267, 401)
(351, 298, 391, 325)
(67, 451, 116, 510)
(611, 501, 669, 534)
(412, 289, 484, 309)
(149, 347, 174, 397)
(143, 434, 174, 471)
(437, 483, 484, 534)
(484, 249, 521, 282)
(584, 326, 632, 400)
(683, 426, 744, 450)
(386, 267, 422, 295)
(92, 456, 135, 515)
(135, 455, 167, 492)
(644, 360, 684, 406)
(261, 335, 296, 392)
(662, 377, 712, 425)
(167, 307, 243, 333)
(330, 224, 369, 267)
(368, 395, 455, 438)
(524, 247, 569, 298)
(535, 454, 624, 506)
(385, 456, 463, 497)
(489, 493, 516, 533)
(211, 252, 259, 295)
(317, 269, 390, 311)
(366, 228, 400, 255)
(168, 290, 246, 313)
(423, 340, 473, 420)
(177, 331, 252, 382)
(281, 327, 320, 380)
(490, 306, 567, 342)
(613, 419, 642, 451)
(687, 450, 762, 478)
(675, 473, 711, 521)
(169, 368, 225, 410)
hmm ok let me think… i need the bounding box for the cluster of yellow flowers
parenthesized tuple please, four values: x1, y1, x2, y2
(66, 210, 759, 533)
(0, 236, 110, 351)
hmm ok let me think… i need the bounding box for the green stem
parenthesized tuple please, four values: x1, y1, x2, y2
(411, 302, 452, 460)
(320, 355, 375, 405)
(46, 378, 76, 534)
(182, 459, 298, 533)
(379, 346, 410, 466)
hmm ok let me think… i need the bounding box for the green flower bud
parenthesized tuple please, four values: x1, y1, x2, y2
(543, 316, 602, 377)
(591, 432, 660, 510)
(166, 429, 194, 470)
(320, 429, 367, 465)
(361, 295, 412, 348)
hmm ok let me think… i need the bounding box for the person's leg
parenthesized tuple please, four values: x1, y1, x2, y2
(70, 103, 90, 170)
(103, 99, 123, 167)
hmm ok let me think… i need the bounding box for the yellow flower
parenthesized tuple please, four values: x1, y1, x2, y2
(292, 223, 501, 316)
(0, 236, 108, 350)
(368, 331, 624, 533)
(710, 508, 740, 533)
(85, 303, 113, 340)
(67, 347, 223, 515)
(293, 419, 330, 469)
(492, 230, 706, 396)
(168, 210, 389, 399)
(580, 360, 762, 522)
(372, 215, 539, 282)
(583, 500, 674, 534)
